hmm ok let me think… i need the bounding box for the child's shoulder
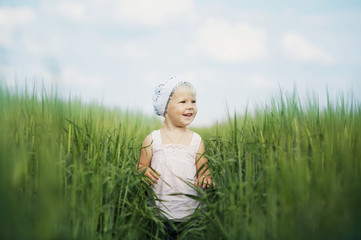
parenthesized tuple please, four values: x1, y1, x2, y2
(144, 129, 160, 137)
(189, 130, 202, 141)
(142, 129, 161, 144)
(189, 128, 200, 135)
(142, 132, 153, 146)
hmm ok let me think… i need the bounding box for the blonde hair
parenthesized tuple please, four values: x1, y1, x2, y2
(165, 83, 196, 114)
(172, 83, 196, 98)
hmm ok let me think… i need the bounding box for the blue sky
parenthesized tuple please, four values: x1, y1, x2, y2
(1, 0, 360, 126)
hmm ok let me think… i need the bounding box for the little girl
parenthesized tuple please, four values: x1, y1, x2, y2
(137, 76, 214, 238)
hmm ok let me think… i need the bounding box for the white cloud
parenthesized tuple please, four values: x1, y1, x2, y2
(112, 0, 196, 26)
(196, 18, 268, 63)
(121, 43, 148, 59)
(247, 74, 274, 88)
(0, 6, 36, 28)
(60, 66, 104, 88)
(0, 6, 36, 48)
(48, 0, 196, 26)
(0, 29, 12, 48)
(282, 32, 334, 63)
(55, 2, 86, 22)
(102, 42, 148, 60)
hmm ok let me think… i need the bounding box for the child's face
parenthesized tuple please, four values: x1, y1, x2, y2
(165, 87, 197, 127)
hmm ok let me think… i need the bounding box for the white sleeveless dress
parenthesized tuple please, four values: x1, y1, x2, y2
(150, 129, 201, 221)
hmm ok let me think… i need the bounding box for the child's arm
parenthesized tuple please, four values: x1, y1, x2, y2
(195, 140, 215, 188)
(138, 134, 161, 185)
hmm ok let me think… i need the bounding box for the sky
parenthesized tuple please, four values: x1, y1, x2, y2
(1, 0, 361, 126)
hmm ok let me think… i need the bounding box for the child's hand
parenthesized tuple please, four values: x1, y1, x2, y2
(195, 175, 215, 189)
(143, 167, 161, 185)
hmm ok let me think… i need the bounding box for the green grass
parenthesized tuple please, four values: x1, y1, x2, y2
(1, 83, 360, 239)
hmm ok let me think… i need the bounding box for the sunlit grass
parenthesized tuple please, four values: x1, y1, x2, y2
(1, 83, 360, 239)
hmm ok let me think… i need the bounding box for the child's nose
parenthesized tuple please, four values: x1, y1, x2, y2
(187, 103, 195, 109)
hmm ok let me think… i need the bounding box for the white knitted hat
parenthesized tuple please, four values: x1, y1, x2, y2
(152, 76, 192, 116)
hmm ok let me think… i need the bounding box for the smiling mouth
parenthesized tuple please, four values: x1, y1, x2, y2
(183, 113, 193, 117)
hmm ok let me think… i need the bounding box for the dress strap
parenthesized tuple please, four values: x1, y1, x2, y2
(190, 132, 202, 152)
(151, 130, 162, 150)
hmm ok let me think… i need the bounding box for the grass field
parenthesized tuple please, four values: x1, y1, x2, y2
(1, 84, 360, 240)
